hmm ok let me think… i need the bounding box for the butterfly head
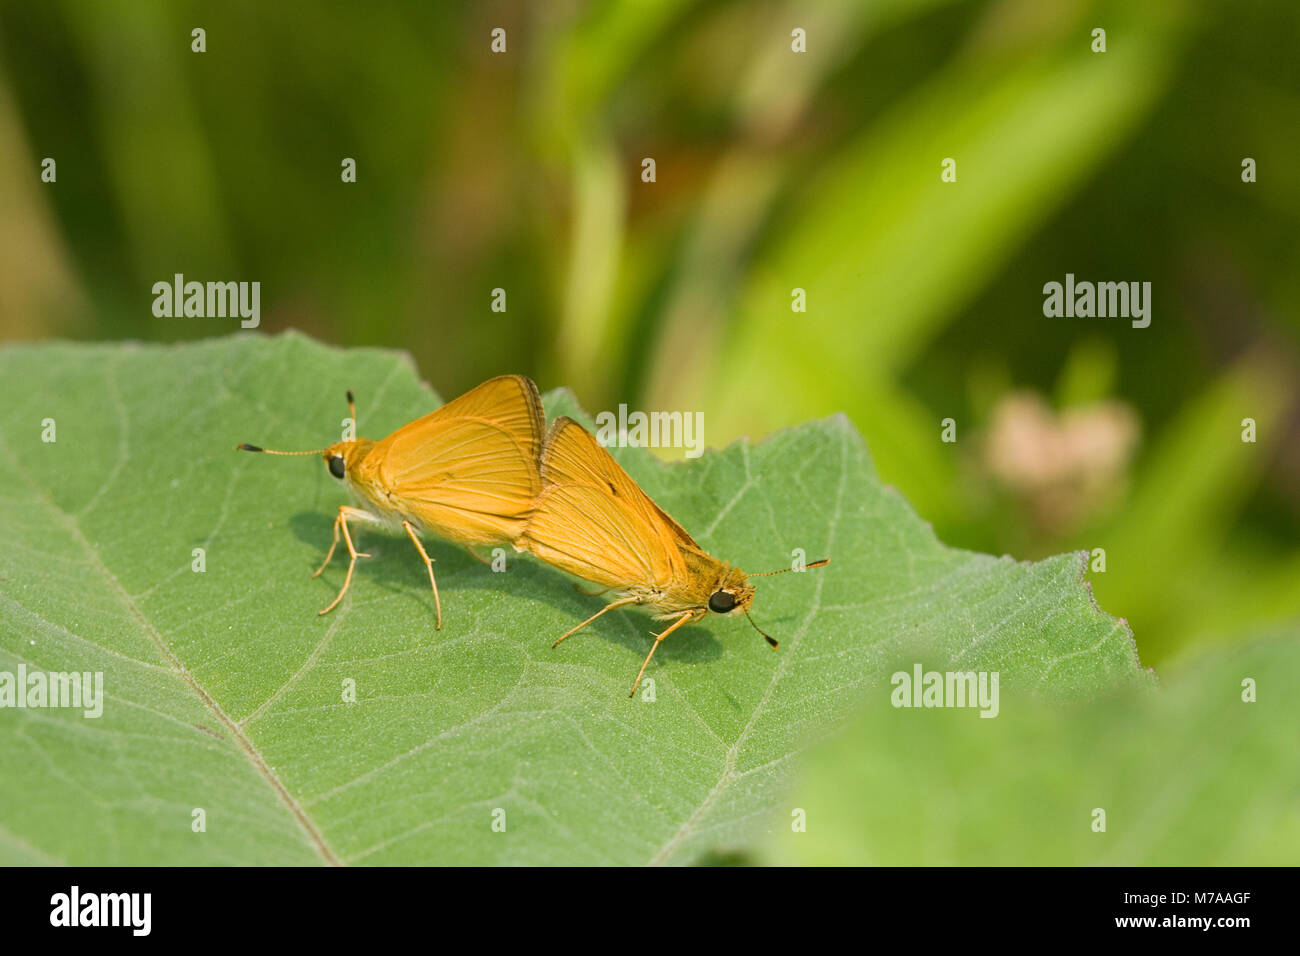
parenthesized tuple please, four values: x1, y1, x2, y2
(321, 439, 375, 483)
(701, 565, 774, 647)
(705, 565, 755, 617)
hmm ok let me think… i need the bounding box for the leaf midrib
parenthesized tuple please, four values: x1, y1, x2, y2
(0, 424, 341, 866)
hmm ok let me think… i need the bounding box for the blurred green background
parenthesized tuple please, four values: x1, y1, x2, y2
(1, 0, 1297, 669)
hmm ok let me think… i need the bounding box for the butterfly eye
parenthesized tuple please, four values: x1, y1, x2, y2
(328, 455, 346, 479)
(708, 590, 737, 614)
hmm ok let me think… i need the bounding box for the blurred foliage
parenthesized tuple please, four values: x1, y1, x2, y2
(761, 632, 1300, 865)
(1, 0, 1297, 667)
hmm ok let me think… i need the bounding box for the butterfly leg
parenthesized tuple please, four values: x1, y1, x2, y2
(628, 612, 696, 698)
(403, 521, 443, 630)
(463, 545, 492, 567)
(312, 515, 342, 578)
(552, 596, 639, 649)
(317, 506, 374, 615)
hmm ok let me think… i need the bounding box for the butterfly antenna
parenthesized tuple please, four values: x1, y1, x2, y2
(236, 444, 326, 456)
(749, 557, 830, 577)
(743, 609, 780, 650)
(740, 560, 829, 651)
(346, 390, 357, 431)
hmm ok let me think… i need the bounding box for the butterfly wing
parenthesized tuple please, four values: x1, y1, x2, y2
(362, 375, 544, 545)
(521, 417, 694, 590)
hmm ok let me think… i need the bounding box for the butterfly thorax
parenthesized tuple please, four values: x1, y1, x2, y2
(321, 437, 398, 525)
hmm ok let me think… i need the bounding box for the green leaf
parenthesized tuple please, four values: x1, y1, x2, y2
(0, 332, 1148, 865)
(761, 633, 1300, 866)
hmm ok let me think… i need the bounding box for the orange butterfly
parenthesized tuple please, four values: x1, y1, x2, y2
(518, 416, 827, 695)
(239, 374, 544, 628)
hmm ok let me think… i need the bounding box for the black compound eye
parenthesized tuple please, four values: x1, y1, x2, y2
(708, 590, 737, 614)
(328, 455, 346, 479)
